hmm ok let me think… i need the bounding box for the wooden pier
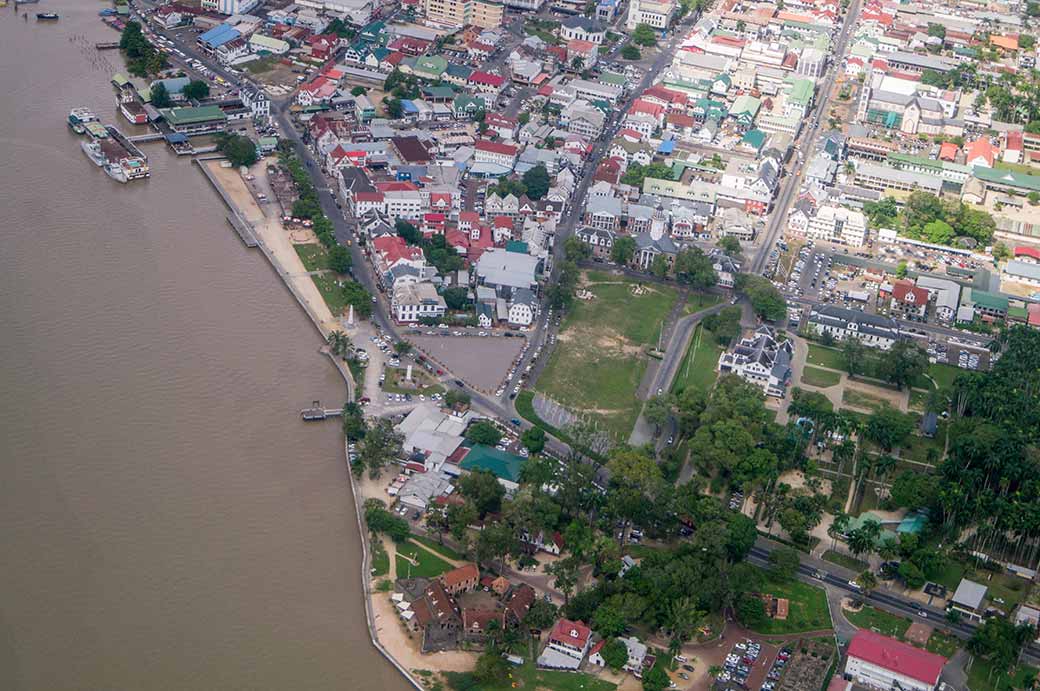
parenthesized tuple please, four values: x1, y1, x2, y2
(301, 401, 343, 421)
(128, 132, 164, 143)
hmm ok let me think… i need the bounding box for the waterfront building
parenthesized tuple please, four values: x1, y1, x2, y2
(161, 105, 228, 135)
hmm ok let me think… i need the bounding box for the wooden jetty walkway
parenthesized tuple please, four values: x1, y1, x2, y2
(300, 401, 343, 421)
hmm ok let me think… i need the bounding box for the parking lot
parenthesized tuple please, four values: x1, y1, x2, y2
(409, 333, 526, 393)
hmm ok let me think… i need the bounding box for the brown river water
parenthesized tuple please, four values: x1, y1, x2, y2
(0, 4, 408, 689)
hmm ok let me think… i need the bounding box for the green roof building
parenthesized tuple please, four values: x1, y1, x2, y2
(598, 70, 627, 87)
(972, 165, 1040, 194)
(730, 94, 761, 124)
(161, 105, 228, 134)
(787, 78, 815, 109)
(413, 55, 448, 80)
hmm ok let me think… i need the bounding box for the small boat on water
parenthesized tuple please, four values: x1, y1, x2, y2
(15, 0, 41, 5)
(36, 12, 58, 19)
(68, 107, 99, 134)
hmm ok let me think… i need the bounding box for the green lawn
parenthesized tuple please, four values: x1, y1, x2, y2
(926, 631, 961, 658)
(807, 344, 845, 371)
(382, 367, 444, 396)
(311, 275, 350, 316)
(822, 550, 869, 573)
(802, 366, 842, 388)
(842, 388, 890, 411)
(900, 425, 946, 464)
(671, 325, 724, 395)
(294, 243, 329, 271)
(908, 389, 929, 412)
(244, 55, 278, 74)
(370, 539, 389, 577)
(844, 605, 910, 639)
(750, 570, 833, 634)
(927, 363, 962, 390)
(934, 560, 1030, 611)
(684, 291, 721, 314)
(452, 662, 616, 691)
(967, 660, 1038, 691)
(535, 275, 680, 440)
(395, 540, 454, 579)
(411, 534, 466, 561)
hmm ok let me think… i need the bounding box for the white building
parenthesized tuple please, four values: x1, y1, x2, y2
(392, 282, 447, 323)
(807, 305, 901, 349)
(537, 619, 592, 670)
(805, 205, 868, 247)
(718, 326, 793, 398)
(201, 0, 259, 15)
(626, 0, 676, 30)
(845, 631, 945, 691)
(507, 288, 537, 326)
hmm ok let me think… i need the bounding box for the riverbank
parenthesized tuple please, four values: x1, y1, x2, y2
(198, 155, 429, 688)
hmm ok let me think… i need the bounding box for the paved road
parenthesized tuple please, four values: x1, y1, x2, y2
(749, 0, 863, 277)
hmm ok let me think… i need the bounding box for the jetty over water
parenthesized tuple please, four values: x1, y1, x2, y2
(301, 401, 343, 421)
(128, 132, 164, 143)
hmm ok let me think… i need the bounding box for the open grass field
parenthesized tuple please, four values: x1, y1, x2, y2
(684, 291, 721, 314)
(926, 631, 961, 658)
(967, 660, 1038, 691)
(807, 344, 845, 371)
(535, 274, 680, 441)
(842, 388, 890, 411)
(900, 423, 946, 463)
(311, 274, 350, 316)
(927, 363, 962, 390)
(447, 662, 616, 691)
(672, 325, 724, 395)
(370, 539, 389, 577)
(844, 605, 910, 639)
(802, 366, 842, 388)
(908, 389, 929, 412)
(395, 540, 454, 579)
(294, 243, 329, 271)
(822, 550, 868, 573)
(750, 570, 833, 634)
(410, 534, 466, 561)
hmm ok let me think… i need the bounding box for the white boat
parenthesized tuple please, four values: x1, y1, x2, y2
(68, 107, 99, 134)
(80, 139, 106, 167)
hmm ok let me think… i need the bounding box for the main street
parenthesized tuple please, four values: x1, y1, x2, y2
(749, 0, 863, 276)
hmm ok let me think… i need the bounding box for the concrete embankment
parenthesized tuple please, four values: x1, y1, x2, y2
(197, 156, 426, 690)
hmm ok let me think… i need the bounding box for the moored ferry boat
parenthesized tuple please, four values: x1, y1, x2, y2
(77, 123, 150, 183)
(68, 107, 99, 134)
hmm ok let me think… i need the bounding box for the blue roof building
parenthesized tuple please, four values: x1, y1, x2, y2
(198, 24, 240, 50)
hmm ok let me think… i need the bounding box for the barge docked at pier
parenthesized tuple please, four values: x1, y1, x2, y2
(79, 123, 150, 183)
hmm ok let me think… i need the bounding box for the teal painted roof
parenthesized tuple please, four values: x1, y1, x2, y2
(459, 444, 525, 482)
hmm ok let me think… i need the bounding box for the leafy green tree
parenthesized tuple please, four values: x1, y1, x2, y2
(718, 236, 742, 256)
(444, 389, 471, 409)
(458, 469, 506, 517)
(442, 286, 469, 310)
(351, 85, 368, 96)
(355, 418, 403, 479)
(922, 219, 955, 244)
(525, 599, 557, 630)
(674, 247, 717, 288)
(564, 236, 592, 262)
(447, 501, 478, 541)
(621, 43, 641, 60)
(769, 546, 801, 581)
(642, 663, 670, 691)
(182, 79, 210, 101)
(328, 244, 352, 273)
(395, 219, 421, 244)
(702, 306, 742, 345)
(150, 81, 172, 108)
(522, 164, 551, 200)
(735, 273, 785, 320)
(600, 638, 629, 671)
(878, 341, 927, 390)
(644, 395, 673, 431)
(736, 592, 767, 627)
(385, 98, 403, 119)
(632, 23, 658, 46)
(473, 650, 508, 683)
(650, 253, 670, 278)
(521, 426, 546, 454)
(864, 406, 914, 451)
(342, 402, 367, 441)
(611, 235, 637, 265)
(992, 241, 1012, 260)
(364, 500, 410, 542)
(546, 555, 580, 604)
(216, 133, 258, 168)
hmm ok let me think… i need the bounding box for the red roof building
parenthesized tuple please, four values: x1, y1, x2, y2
(1015, 246, 1040, 262)
(846, 631, 945, 691)
(938, 141, 959, 162)
(468, 71, 507, 89)
(965, 138, 996, 168)
(547, 618, 591, 651)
